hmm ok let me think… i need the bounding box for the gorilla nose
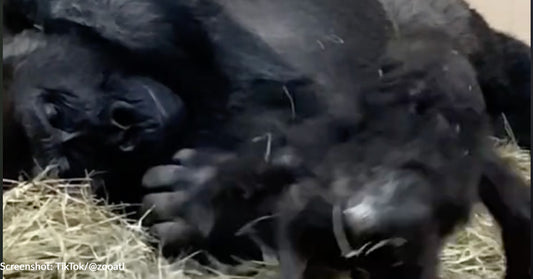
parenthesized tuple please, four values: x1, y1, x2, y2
(106, 77, 188, 154)
(112, 76, 186, 129)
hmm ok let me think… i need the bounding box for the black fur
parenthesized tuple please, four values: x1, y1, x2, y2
(378, 0, 531, 148)
(142, 32, 492, 279)
(3, 1, 530, 278)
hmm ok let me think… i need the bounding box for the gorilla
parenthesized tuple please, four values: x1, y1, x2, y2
(376, 0, 531, 148)
(3, 0, 530, 278)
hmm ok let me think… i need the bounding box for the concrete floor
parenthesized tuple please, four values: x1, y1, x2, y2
(466, 0, 530, 44)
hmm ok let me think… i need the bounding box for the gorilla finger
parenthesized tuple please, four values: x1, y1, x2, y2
(141, 191, 189, 226)
(142, 165, 196, 190)
(172, 148, 197, 164)
(150, 220, 203, 253)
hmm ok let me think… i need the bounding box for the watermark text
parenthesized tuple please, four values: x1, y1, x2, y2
(1, 262, 125, 272)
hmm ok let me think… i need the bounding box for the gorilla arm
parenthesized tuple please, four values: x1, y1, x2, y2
(479, 150, 531, 279)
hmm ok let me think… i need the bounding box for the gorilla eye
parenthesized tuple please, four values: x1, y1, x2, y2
(111, 106, 136, 130)
(40, 88, 70, 125)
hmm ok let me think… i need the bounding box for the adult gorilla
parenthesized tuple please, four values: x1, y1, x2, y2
(3, 0, 390, 198)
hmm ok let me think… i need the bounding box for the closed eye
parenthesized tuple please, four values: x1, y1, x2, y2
(41, 87, 76, 98)
(40, 88, 73, 127)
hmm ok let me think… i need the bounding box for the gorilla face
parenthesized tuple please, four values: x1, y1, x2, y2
(6, 34, 187, 178)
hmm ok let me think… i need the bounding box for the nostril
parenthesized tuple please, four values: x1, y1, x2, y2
(110, 102, 136, 130)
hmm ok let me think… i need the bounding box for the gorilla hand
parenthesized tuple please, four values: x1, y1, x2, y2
(140, 148, 235, 257)
(140, 147, 304, 259)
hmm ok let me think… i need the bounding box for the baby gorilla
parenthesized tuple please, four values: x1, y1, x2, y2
(4, 30, 186, 202)
(141, 32, 530, 278)
(378, 0, 531, 148)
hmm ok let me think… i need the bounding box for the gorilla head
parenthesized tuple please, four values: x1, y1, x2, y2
(4, 31, 186, 197)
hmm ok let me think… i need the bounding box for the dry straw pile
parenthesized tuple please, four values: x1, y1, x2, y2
(2, 175, 203, 279)
(3, 140, 530, 279)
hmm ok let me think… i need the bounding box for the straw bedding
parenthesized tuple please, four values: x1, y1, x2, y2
(2, 140, 530, 279)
